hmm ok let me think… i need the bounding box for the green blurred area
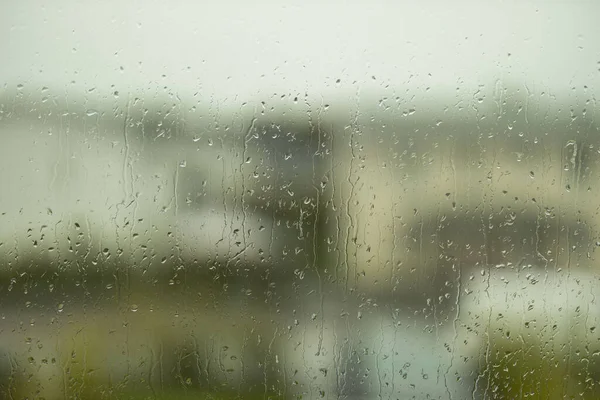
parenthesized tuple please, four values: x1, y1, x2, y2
(69, 390, 283, 400)
(478, 334, 600, 399)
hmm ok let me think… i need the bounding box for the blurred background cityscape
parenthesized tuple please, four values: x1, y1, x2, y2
(1, 1, 600, 399)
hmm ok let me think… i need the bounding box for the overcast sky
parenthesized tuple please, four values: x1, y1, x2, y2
(2, 1, 599, 113)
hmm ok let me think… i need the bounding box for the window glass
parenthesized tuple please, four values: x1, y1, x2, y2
(1, 1, 599, 399)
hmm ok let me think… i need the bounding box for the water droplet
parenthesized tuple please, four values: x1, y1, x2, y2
(130, 304, 138, 312)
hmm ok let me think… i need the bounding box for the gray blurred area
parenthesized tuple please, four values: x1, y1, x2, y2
(2, 1, 600, 399)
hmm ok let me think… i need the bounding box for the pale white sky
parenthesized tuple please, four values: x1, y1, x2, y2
(1, 0, 599, 112)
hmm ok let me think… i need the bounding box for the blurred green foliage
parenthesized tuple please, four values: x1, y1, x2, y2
(480, 334, 600, 399)
(85, 390, 284, 400)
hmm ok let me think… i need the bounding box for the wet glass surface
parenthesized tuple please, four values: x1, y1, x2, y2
(1, 1, 600, 399)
